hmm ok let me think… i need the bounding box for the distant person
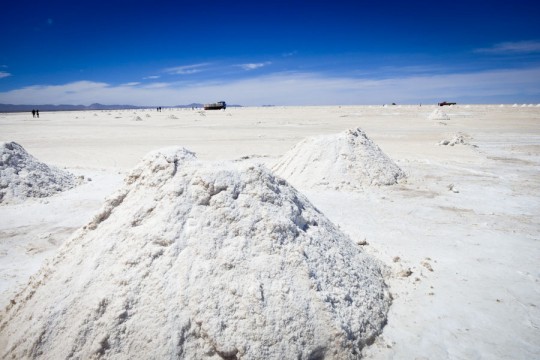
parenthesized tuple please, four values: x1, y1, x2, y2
(32, 109, 36, 118)
(36, 109, 39, 118)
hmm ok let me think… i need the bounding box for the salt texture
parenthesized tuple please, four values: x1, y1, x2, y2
(0, 142, 76, 203)
(0, 147, 390, 359)
(273, 128, 405, 190)
(428, 109, 450, 120)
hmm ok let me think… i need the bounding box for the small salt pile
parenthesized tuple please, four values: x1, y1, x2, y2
(428, 109, 450, 120)
(273, 128, 405, 190)
(439, 133, 467, 146)
(0, 142, 76, 203)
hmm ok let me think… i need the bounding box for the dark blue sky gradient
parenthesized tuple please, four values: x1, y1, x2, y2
(1, 0, 539, 104)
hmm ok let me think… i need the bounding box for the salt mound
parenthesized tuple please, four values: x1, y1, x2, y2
(273, 128, 405, 190)
(132, 116, 143, 121)
(428, 109, 450, 120)
(0, 142, 76, 203)
(0, 147, 390, 359)
(439, 133, 469, 146)
(168, 114, 179, 119)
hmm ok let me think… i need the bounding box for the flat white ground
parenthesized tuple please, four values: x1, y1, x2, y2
(1, 105, 538, 359)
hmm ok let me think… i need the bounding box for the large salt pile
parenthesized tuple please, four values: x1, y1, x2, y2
(428, 109, 450, 120)
(0, 147, 390, 359)
(0, 142, 76, 203)
(273, 128, 405, 190)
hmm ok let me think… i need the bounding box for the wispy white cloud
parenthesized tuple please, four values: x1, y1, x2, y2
(141, 82, 170, 89)
(282, 51, 297, 57)
(0, 71, 12, 79)
(143, 75, 160, 79)
(121, 82, 141, 86)
(375, 64, 449, 75)
(165, 63, 210, 75)
(475, 40, 540, 54)
(237, 62, 272, 71)
(1, 67, 539, 105)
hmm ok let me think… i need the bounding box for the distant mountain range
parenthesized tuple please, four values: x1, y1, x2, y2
(0, 103, 242, 112)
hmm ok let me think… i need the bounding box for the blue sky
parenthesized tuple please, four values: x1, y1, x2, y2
(1, 0, 539, 105)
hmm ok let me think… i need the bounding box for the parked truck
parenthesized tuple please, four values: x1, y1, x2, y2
(204, 101, 226, 110)
(438, 101, 456, 106)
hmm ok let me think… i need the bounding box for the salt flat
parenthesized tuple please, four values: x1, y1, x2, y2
(0, 105, 539, 358)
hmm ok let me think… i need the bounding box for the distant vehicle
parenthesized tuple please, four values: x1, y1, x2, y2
(204, 101, 226, 110)
(438, 101, 456, 106)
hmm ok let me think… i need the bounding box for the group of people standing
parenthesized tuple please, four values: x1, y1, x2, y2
(31, 109, 40, 118)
